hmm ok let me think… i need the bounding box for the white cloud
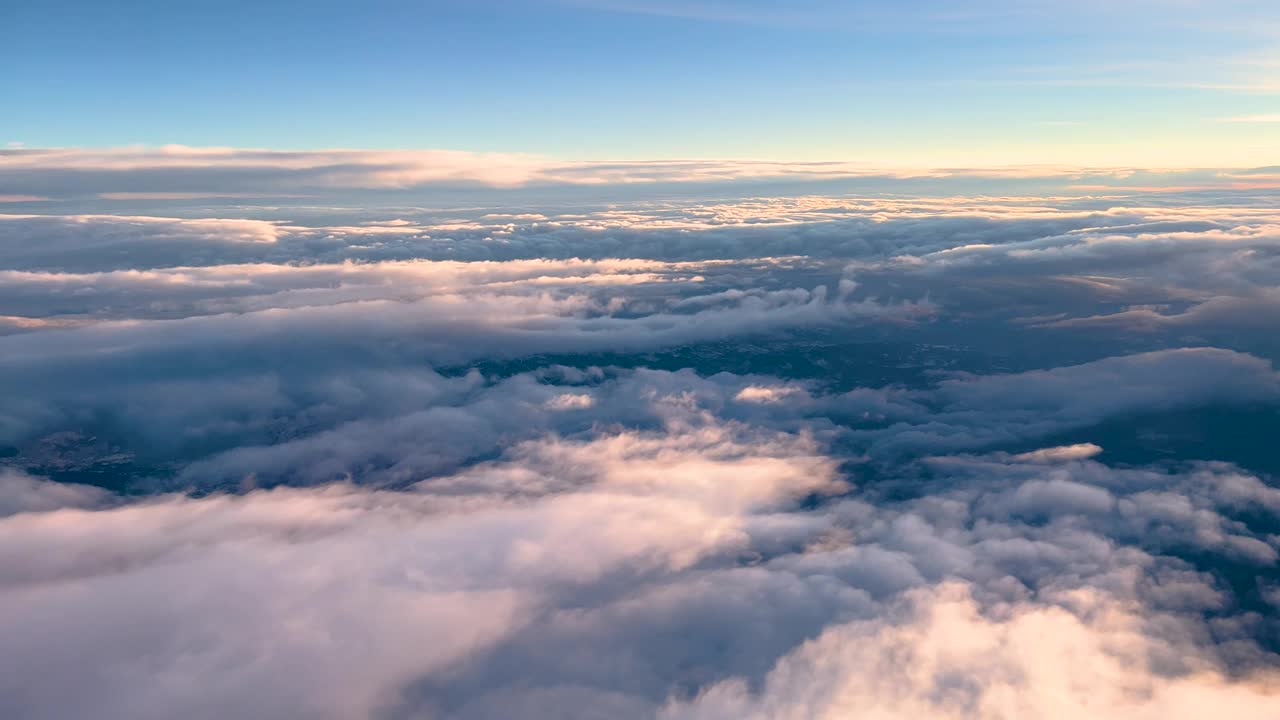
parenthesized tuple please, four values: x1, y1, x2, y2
(1010, 443, 1103, 463)
(1, 146, 1266, 199)
(0, 469, 109, 516)
(545, 393, 596, 410)
(0, 420, 842, 720)
(734, 385, 808, 404)
(1, 182, 1278, 719)
(663, 582, 1280, 720)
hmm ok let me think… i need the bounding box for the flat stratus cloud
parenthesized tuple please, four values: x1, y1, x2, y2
(0, 146, 897, 194)
(1, 146, 1268, 199)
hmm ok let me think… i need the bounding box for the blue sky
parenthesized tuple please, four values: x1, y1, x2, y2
(3, 0, 1279, 165)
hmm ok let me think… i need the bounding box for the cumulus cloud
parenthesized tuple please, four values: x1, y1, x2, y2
(811, 348, 1280, 461)
(3, 419, 1277, 719)
(2, 174, 1278, 718)
(734, 385, 808, 404)
(0, 420, 842, 720)
(663, 582, 1280, 720)
(0, 469, 109, 516)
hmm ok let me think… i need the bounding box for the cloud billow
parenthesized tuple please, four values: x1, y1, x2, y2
(1, 169, 1278, 719)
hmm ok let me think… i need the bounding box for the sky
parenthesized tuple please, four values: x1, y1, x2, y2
(3, 4, 1280, 720)
(3, 0, 1279, 166)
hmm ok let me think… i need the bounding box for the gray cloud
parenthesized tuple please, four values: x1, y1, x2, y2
(3, 424, 1276, 719)
(2, 181, 1279, 719)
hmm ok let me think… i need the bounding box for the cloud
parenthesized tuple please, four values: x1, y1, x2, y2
(1, 146, 1268, 200)
(0, 419, 842, 720)
(5, 192, 1274, 359)
(1, 196, 1276, 499)
(834, 348, 1280, 460)
(734, 385, 808, 404)
(97, 192, 314, 200)
(1009, 443, 1103, 463)
(0, 469, 109, 517)
(662, 582, 1280, 720)
(3, 417, 1276, 719)
(2, 178, 1279, 718)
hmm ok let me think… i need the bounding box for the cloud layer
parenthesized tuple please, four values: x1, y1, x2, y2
(1, 174, 1277, 718)
(4, 146, 1276, 201)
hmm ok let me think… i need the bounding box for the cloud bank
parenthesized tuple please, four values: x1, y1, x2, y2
(3, 146, 1275, 202)
(0, 168, 1277, 718)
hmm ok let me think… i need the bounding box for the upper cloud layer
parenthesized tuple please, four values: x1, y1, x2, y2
(3, 147, 1275, 200)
